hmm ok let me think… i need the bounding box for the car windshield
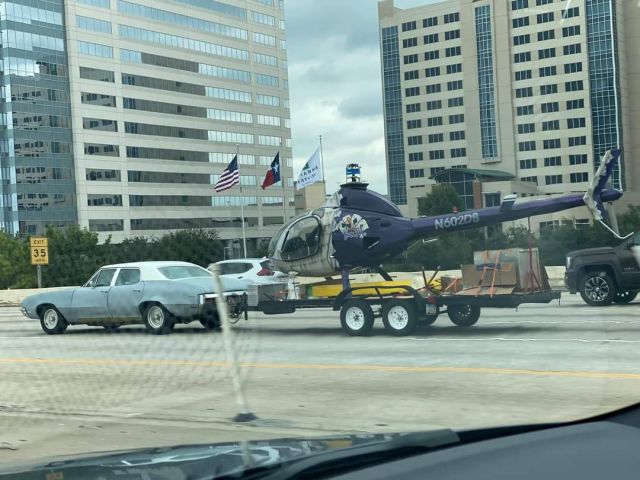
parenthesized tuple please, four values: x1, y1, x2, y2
(3, 0, 640, 476)
(157, 266, 212, 279)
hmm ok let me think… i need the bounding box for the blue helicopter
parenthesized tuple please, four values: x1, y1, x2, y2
(268, 150, 626, 289)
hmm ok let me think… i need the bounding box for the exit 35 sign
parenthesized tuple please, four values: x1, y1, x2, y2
(30, 237, 49, 265)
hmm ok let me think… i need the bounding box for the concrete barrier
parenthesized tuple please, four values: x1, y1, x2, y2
(0, 267, 567, 307)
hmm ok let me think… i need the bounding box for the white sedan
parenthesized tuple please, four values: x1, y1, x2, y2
(209, 257, 289, 285)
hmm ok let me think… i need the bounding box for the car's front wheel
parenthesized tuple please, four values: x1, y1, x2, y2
(39, 305, 68, 335)
(579, 271, 616, 306)
(143, 303, 174, 335)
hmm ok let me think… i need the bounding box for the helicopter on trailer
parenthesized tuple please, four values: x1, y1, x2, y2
(268, 150, 627, 289)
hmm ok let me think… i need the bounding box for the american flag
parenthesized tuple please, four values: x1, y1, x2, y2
(215, 155, 240, 192)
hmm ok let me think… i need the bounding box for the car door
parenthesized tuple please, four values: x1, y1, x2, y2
(69, 268, 116, 322)
(108, 268, 144, 320)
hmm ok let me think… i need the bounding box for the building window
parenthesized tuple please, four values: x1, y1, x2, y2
(431, 167, 445, 176)
(403, 54, 419, 64)
(516, 87, 533, 98)
(408, 135, 423, 145)
(565, 80, 584, 92)
(542, 120, 560, 131)
(544, 156, 562, 167)
(450, 130, 465, 141)
(545, 175, 562, 185)
(444, 12, 460, 23)
(446, 63, 462, 74)
(563, 43, 582, 55)
(76, 15, 112, 33)
(446, 46, 461, 56)
(405, 86, 420, 97)
(563, 6, 579, 18)
(570, 172, 589, 183)
(83, 118, 118, 131)
(444, 30, 460, 41)
(448, 97, 464, 108)
(543, 139, 561, 149)
(539, 66, 557, 77)
(515, 70, 532, 81)
(513, 16, 529, 28)
(404, 70, 419, 80)
(537, 12, 554, 23)
(427, 116, 443, 127)
(564, 62, 583, 74)
(514, 52, 532, 63)
(563, 25, 581, 37)
(519, 141, 536, 152)
(569, 154, 588, 165)
(79, 67, 115, 82)
(426, 100, 442, 110)
(447, 80, 463, 91)
(567, 117, 586, 129)
(407, 119, 422, 129)
(429, 150, 445, 161)
(402, 37, 418, 48)
(513, 34, 530, 46)
(521, 176, 538, 184)
(401, 20, 417, 32)
(567, 99, 585, 110)
(423, 16, 438, 27)
(538, 29, 555, 41)
(426, 83, 442, 94)
(520, 159, 537, 169)
(517, 123, 535, 134)
(512, 0, 528, 11)
(449, 113, 464, 124)
(78, 41, 113, 58)
(540, 84, 558, 95)
(409, 168, 425, 178)
(406, 103, 421, 113)
(409, 152, 424, 162)
(424, 50, 439, 61)
(517, 105, 534, 116)
(536, 0, 552, 5)
(451, 148, 466, 158)
(541, 102, 559, 113)
(81, 92, 116, 107)
(428, 133, 444, 143)
(425, 66, 441, 77)
(538, 48, 556, 59)
(423, 33, 439, 44)
(568, 136, 587, 146)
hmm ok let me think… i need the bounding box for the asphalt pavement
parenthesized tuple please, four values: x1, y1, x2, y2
(1, 296, 640, 463)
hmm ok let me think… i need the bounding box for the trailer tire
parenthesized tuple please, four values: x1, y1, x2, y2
(340, 300, 374, 336)
(448, 304, 481, 327)
(382, 300, 418, 336)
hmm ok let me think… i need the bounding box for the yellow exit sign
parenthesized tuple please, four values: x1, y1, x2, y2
(30, 237, 49, 265)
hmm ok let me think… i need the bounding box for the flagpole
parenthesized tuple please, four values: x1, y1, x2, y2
(237, 144, 247, 258)
(319, 134, 326, 184)
(280, 145, 286, 224)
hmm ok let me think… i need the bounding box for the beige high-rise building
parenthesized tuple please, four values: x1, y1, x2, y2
(379, 0, 639, 228)
(1, 0, 292, 253)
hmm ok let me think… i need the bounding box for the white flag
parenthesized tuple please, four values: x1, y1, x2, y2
(296, 147, 323, 189)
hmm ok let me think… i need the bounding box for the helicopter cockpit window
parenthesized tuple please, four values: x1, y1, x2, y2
(281, 216, 322, 261)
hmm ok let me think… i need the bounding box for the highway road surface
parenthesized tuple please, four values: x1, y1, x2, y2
(1, 296, 640, 463)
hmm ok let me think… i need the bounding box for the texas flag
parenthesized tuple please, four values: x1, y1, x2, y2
(261, 152, 281, 189)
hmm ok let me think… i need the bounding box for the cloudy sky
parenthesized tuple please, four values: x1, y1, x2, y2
(285, 0, 439, 194)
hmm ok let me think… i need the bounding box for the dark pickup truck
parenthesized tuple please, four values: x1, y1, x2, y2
(565, 232, 640, 306)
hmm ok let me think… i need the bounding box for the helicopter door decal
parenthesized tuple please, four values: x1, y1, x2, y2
(335, 213, 369, 240)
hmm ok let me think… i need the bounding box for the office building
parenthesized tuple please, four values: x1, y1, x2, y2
(1, 0, 292, 249)
(379, 0, 639, 228)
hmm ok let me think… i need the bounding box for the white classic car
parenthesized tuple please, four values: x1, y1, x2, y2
(21, 261, 247, 335)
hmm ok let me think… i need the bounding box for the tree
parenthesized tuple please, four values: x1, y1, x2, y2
(155, 229, 224, 267)
(41, 226, 103, 286)
(0, 233, 36, 288)
(417, 184, 463, 216)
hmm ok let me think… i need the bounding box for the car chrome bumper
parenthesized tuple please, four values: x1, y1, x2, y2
(198, 291, 248, 315)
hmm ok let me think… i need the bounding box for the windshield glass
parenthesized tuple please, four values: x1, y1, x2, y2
(158, 266, 212, 279)
(3, 0, 640, 475)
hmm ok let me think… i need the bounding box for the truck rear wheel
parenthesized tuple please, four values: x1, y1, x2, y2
(382, 300, 418, 336)
(340, 300, 374, 336)
(579, 272, 616, 306)
(614, 291, 638, 304)
(448, 304, 480, 327)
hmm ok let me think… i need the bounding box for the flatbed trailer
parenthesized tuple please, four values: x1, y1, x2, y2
(247, 285, 561, 337)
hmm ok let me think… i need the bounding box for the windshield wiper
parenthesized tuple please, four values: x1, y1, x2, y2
(215, 429, 460, 480)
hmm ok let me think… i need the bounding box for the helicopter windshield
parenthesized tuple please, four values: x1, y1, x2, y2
(280, 216, 322, 261)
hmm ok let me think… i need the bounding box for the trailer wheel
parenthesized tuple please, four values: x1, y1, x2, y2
(340, 300, 374, 336)
(382, 300, 418, 336)
(448, 304, 481, 327)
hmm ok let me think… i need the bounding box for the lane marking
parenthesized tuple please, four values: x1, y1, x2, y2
(402, 337, 640, 344)
(1, 357, 640, 380)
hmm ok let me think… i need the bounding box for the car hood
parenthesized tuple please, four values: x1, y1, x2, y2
(0, 433, 405, 478)
(174, 276, 248, 293)
(21, 288, 77, 309)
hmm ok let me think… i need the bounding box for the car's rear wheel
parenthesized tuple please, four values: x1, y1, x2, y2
(143, 303, 174, 335)
(614, 291, 638, 304)
(39, 306, 68, 335)
(200, 311, 221, 330)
